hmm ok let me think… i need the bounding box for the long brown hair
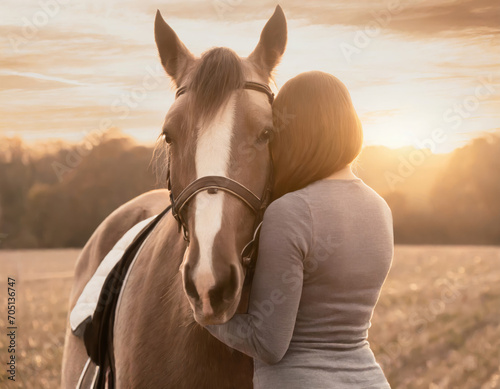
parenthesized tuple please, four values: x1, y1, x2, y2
(271, 71, 363, 200)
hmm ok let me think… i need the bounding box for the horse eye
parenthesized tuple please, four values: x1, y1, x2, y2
(163, 132, 173, 144)
(257, 127, 273, 144)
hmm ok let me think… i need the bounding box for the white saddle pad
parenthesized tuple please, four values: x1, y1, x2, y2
(70, 215, 157, 337)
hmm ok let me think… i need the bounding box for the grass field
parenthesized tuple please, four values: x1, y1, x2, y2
(0, 246, 499, 388)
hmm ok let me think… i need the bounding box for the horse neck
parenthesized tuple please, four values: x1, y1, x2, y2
(112, 200, 253, 387)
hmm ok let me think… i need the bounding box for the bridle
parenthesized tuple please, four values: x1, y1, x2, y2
(166, 81, 275, 269)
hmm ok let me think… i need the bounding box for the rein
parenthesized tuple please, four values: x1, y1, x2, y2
(167, 81, 275, 269)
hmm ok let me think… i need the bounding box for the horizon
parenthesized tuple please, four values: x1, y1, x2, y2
(3, 126, 499, 157)
(1, 0, 499, 153)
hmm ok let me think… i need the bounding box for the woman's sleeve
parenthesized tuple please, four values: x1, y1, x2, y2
(205, 193, 312, 364)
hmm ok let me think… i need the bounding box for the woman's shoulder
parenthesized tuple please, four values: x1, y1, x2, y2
(355, 180, 393, 218)
(295, 178, 392, 219)
(266, 191, 310, 217)
(262, 192, 313, 254)
(267, 178, 392, 221)
(263, 192, 313, 233)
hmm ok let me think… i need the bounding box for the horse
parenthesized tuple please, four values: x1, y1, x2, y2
(61, 6, 287, 388)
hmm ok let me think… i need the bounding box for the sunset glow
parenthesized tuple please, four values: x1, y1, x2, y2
(1, 0, 499, 152)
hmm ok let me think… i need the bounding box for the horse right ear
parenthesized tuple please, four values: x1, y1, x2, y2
(248, 5, 287, 77)
(155, 10, 195, 86)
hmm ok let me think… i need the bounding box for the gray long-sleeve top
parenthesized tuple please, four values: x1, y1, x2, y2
(206, 178, 393, 388)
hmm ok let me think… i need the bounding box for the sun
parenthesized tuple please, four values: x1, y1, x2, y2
(361, 112, 455, 153)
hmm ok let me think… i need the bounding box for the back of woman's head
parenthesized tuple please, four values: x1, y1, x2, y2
(271, 71, 363, 200)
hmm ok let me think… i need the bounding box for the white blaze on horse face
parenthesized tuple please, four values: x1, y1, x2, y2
(192, 93, 237, 304)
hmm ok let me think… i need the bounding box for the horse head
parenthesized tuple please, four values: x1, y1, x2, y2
(155, 6, 287, 325)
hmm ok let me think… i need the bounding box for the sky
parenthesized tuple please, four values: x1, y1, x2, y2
(1, 0, 499, 153)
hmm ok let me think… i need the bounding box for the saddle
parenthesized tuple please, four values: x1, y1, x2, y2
(72, 206, 171, 388)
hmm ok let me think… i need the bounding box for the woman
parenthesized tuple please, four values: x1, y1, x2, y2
(205, 71, 393, 388)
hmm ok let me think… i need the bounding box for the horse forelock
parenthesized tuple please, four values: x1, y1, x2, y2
(189, 47, 244, 127)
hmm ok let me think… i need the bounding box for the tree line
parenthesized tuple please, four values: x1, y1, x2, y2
(1, 130, 499, 248)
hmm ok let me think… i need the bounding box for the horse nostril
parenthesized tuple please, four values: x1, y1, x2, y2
(184, 265, 199, 300)
(229, 264, 238, 295)
(208, 265, 239, 307)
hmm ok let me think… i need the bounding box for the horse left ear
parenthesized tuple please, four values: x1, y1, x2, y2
(248, 5, 287, 76)
(155, 10, 195, 86)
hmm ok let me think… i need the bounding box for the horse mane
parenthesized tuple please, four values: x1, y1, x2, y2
(188, 47, 244, 126)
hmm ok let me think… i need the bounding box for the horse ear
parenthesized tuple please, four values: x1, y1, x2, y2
(155, 10, 195, 86)
(248, 5, 287, 76)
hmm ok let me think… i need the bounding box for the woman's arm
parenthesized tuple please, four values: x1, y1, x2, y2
(205, 193, 312, 364)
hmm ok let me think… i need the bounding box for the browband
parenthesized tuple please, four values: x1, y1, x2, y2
(175, 81, 274, 104)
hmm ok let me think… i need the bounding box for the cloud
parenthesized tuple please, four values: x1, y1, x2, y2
(361, 109, 401, 122)
(377, 0, 500, 38)
(0, 71, 88, 87)
(145, 0, 500, 38)
(1, 0, 498, 151)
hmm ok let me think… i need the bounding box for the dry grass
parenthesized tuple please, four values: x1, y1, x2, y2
(370, 246, 500, 389)
(0, 250, 78, 388)
(0, 246, 499, 388)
